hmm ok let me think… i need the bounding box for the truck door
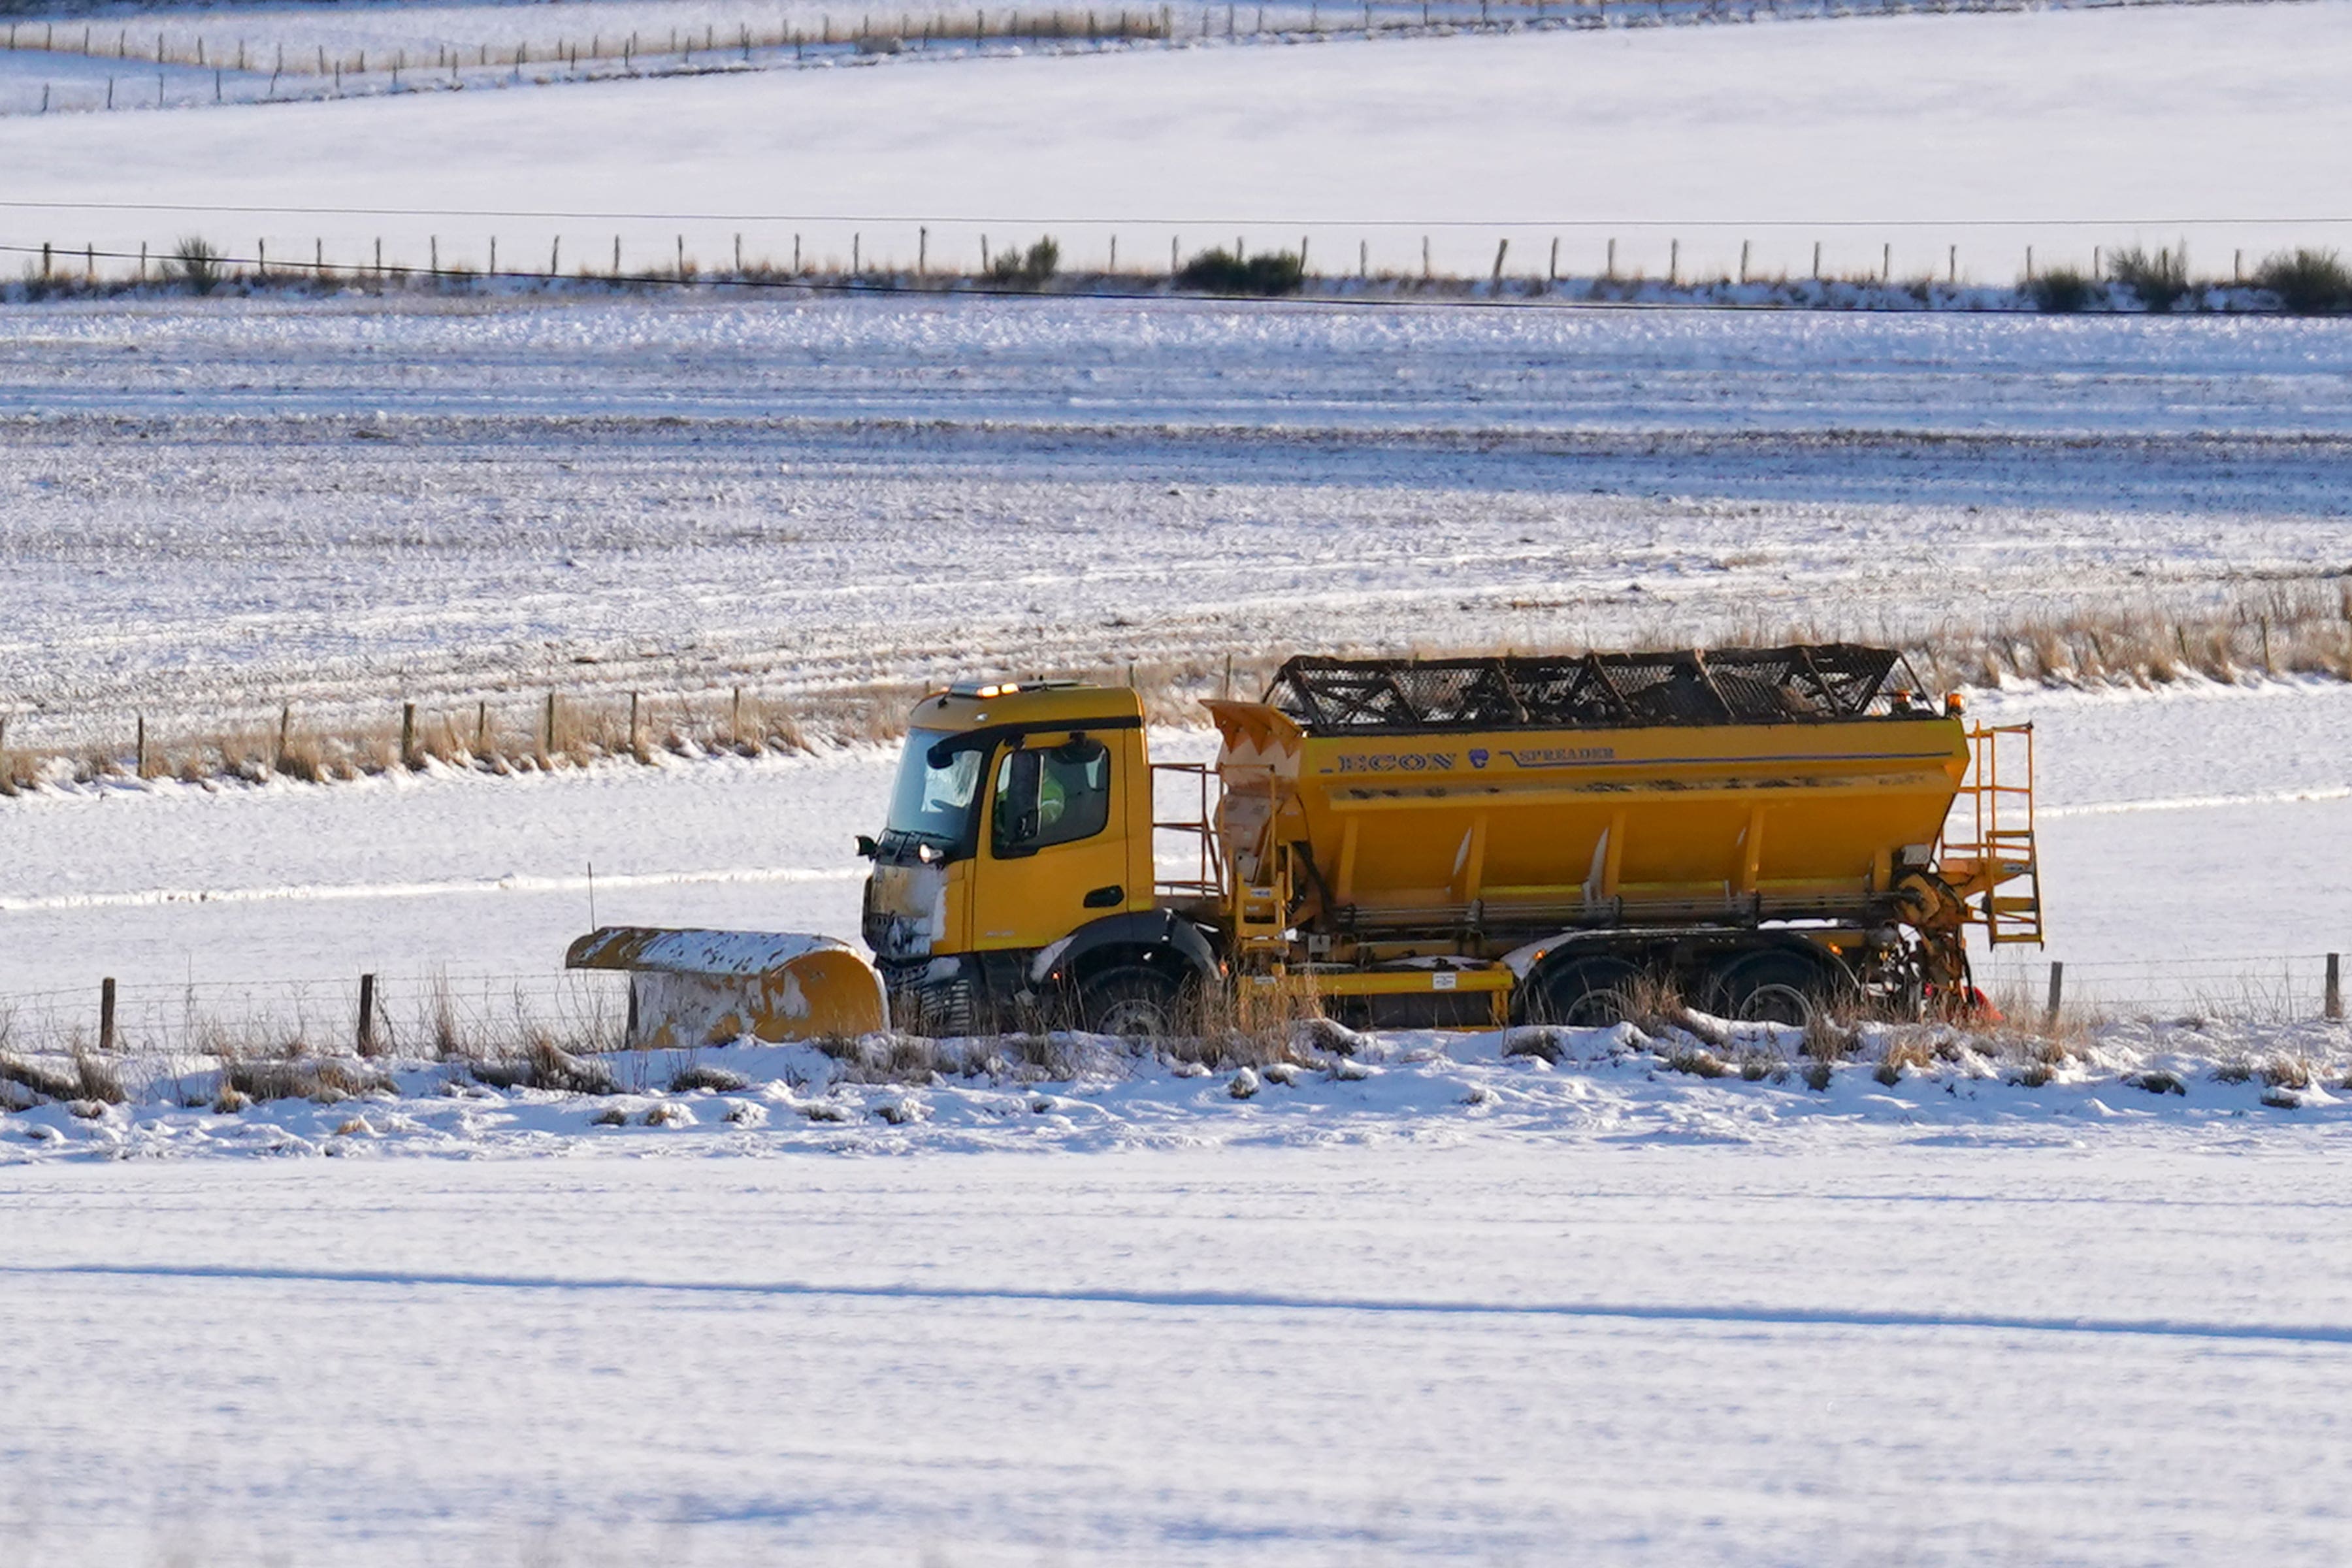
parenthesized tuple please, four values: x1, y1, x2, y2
(970, 734, 1130, 951)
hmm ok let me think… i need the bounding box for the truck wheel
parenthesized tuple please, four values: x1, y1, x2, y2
(1711, 950, 1838, 1026)
(1079, 966, 1189, 1039)
(1529, 955, 1642, 1026)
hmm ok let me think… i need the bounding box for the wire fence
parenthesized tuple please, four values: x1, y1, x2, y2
(1, 952, 2343, 1059)
(0, 0, 2299, 120)
(0, 970, 629, 1059)
(1975, 953, 2349, 1024)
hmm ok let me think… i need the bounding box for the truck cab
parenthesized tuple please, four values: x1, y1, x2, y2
(861, 680, 1215, 1035)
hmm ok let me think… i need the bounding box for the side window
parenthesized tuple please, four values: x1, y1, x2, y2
(992, 738, 1113, 856)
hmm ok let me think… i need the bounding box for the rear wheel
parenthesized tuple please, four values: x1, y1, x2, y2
(1077, 966, 1189, 1039)
(1527, 955, 1643, 1027)
(1709, 949, 1842, 1026)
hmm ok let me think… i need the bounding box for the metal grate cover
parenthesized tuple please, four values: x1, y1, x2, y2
(1264, 646, 1921, 733)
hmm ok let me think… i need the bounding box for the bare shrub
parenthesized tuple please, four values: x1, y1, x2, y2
(2029, 267, 2097, 313)
(2255, 248, 2352, 315)
(171, 236, 224, 295)
(2108, 244, 2191, 313)
(985, 237, 1061, 288)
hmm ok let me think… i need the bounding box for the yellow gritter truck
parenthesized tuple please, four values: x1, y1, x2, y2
(569, 645, 2043, 1042)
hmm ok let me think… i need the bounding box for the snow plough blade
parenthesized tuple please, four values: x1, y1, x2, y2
(564, 927, 890, 1049)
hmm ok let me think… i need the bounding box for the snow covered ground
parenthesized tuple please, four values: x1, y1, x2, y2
(4, 1, 2351, 278)
(3, 295, 2349, 749)
(5, 1132, 2352, 1564)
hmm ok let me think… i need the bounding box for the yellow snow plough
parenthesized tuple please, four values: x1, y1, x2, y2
(568, 646, 2042, 1042)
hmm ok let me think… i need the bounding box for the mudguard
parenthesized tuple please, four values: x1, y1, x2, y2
(1032, 909, 1220, 988)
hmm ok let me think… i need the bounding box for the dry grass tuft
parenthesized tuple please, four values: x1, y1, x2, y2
(73, 1051, 125, 1104)
(225, 1057, 392, 1103)
(669, 1062, 751, 1093)
(0, 1053, 86, 1102)
(468, 1037, 619, 1094)
(1664, 1044, 1732, 1079)
(2259, 1055, 2313, 1092)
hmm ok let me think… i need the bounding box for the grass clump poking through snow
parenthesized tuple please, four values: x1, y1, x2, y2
(1176, 248, 1306, 297)
(171, 237, 225, 295)
(2028, 266, 2097, 313)
(985, 238, 1062, 288)
(2108, 244, 2192, 314)
(2255, 248, 2352, 315)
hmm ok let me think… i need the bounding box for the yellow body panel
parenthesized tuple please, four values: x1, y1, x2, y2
(1208, 700, 1967, 927)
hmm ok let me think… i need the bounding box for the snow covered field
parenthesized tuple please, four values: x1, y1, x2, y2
(4, 1, 2352, 278)
(6, 1138, 2352, 1564)
(3, 295, 2349, 747)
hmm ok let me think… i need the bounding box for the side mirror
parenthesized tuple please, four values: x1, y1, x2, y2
(855, 834, 878, 859)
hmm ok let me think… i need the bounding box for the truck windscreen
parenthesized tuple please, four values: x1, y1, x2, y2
(883, 728, 986, 847)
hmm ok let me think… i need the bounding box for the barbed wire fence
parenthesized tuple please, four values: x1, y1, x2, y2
(1, 952, 2344, 1062)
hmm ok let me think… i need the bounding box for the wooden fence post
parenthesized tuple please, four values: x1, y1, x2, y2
(2327, 953, 2342, 1021)
(542, 690, 557, 755)
(629, 691, 642, 753)
(400, 700, 417, 767)
(135, 712, 148, 777)
(276, 701, 289, 772)
(2044, 961, 2065, 1023)
(1491, 238, 1508, 282)
(357, 972, 378, 1054)
(100, 977, 117, 1052)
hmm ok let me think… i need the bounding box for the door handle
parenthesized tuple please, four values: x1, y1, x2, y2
(1083, 884, 1124, 908)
